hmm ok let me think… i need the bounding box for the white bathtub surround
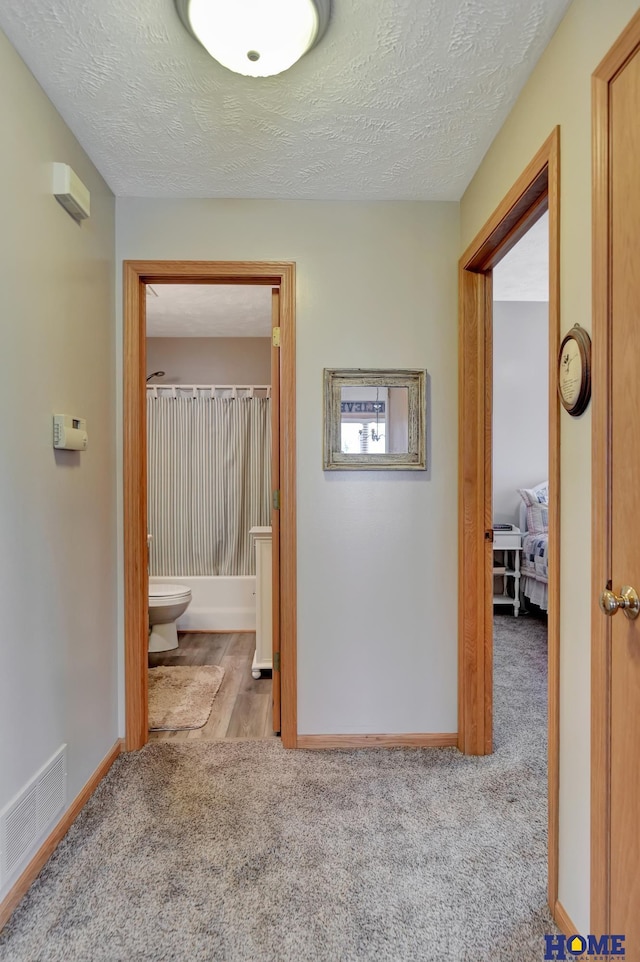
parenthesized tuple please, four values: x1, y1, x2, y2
(149, 576, 256, 632)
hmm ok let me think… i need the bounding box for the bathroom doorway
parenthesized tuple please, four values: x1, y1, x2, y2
(123, 262, 297, 750)
(146, 284, 275, 741)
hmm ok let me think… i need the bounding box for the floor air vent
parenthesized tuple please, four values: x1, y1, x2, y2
(0, 745, 67, 888)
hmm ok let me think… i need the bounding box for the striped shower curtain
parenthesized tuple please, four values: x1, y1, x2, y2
(147, 396, 271, 576)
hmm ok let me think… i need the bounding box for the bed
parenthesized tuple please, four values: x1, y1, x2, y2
(518, 482, 549, 612)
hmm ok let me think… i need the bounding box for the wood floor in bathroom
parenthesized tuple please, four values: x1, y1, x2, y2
(148, 632, 276, 741)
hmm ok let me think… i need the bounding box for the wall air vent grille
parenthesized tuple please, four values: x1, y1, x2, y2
(0, 745, 67, 888)
(37, 755, 66, 831)
(3, 790, 37, 880)
(55, 192, 88, 222)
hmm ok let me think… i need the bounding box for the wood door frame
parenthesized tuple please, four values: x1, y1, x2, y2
(458, 128, 561, 909)
(123, 260, 297, 750)
(270, 288, 282, 734)
(591, 10, 640, 936)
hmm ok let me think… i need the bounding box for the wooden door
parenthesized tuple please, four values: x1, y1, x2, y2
(592, 13, 640, 947)
(271, 288, 281, 733)
(607, 41, 640, 945)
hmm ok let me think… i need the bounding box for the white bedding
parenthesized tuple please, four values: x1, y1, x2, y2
(518, 498, 548, 611)
(521, 531, 549, 611)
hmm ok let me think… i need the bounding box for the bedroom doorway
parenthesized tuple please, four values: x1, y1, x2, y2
(491, 213, 549, 623)
(490, 215, 550, 894)
(458, 129, 560, 912)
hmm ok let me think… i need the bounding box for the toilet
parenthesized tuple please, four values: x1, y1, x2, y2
(148, 582, 192, 652)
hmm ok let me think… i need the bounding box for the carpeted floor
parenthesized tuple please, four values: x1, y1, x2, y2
(0, 615, 552, 962)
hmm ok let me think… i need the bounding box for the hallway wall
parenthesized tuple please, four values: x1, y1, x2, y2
(117, 199, 460, 737)
(0, 29, 117, 902)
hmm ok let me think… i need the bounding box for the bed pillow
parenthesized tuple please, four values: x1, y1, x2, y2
(517, 481, 549, 506)
(526, 501, 549, 534)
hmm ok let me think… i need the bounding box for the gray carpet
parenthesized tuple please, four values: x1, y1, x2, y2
(0, 614, 553, 962)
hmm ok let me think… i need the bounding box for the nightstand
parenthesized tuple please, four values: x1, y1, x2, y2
(493, 525, 522, 617)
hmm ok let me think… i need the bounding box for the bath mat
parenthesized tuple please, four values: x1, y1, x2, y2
(148, 665, 225, 731)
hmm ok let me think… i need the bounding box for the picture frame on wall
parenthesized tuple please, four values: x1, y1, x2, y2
(323, 368, 427, 470)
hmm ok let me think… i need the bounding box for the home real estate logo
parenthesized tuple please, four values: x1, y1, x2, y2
(544, 933, 625, 960)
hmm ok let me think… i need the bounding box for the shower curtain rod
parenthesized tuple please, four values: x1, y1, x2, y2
(146, 384, 271, 399)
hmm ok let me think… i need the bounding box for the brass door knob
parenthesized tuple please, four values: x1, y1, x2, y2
(599, 585, 640, 620)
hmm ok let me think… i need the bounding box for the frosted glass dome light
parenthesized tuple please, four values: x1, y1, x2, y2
(175, 0, 331, 78)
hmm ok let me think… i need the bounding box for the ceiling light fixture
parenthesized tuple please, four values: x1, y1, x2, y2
(175, 0, 331, 77)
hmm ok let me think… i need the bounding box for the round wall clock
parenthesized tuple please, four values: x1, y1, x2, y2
(558, 324, 592, 416)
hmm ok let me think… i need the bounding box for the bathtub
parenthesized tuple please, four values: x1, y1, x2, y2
(149, 576, 256, 632)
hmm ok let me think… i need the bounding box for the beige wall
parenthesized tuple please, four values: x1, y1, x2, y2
(0, 28, 116, 901)
(146, 337, 271, 385)
(460, 0, 640, 931)
(117, 198, 460, 737)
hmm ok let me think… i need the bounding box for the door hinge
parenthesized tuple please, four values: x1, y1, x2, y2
(272, 326, 281, 348)
(273, 651, 280, 673)
(273, 489, 280, 510)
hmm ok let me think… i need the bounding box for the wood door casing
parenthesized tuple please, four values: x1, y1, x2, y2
(458, 127, 561, 912)
(271, 288, 281, 734)
(123, 272, 148, 751)
(123, 261, 297, 750)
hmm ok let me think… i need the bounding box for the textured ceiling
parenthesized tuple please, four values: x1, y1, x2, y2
(146, 284, 272, 336)
(493, 212, 548, 301)
(0, 0, 571, 200)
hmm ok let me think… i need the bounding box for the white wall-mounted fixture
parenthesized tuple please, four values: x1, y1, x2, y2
(52, 163, 90, 221)
(174, 0, 330, 77)
(53, 414, 88, 451)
